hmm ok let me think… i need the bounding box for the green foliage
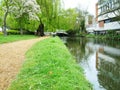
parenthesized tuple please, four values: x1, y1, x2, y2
(7, 30, 20, 35)
(0, 35, 37, 44)
(6, 15, 19, 29)
(80, 19, 85, 32)
(58, 9, 78, 31)
(0, 1, 4, 26)
(0, 32, 3, 35)
(86, 34, 95, 38)
(24, 20, 39, 31)
(8, 37, 92, 90)
(0, 0, 89, 35)
(6, 15, 39, 31)
(23, 30, 35, 35)
(36, 0, 61, 32)
(107, 30, 116, 35)
(66, 29, 78, 36)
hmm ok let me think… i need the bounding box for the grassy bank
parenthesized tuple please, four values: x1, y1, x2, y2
(0, 35, 37, 44)
(8, 37, 92, 90)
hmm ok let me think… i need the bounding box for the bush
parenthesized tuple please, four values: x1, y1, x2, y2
(66, 29, 77, 36)
(107, 30, 116, 35)
(23, 30, 35, 35)
(7, 30, 20, 35)
(0, 32, 3, 35)
(86, 33, 95, 38)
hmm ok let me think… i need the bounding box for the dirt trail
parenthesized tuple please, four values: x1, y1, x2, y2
(0, 37, 48, 90)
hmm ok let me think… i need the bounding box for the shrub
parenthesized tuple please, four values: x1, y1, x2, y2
(86, 33, 95, 38)
(23, 30, 35, 35)
(0, 32, 3, 35)
(7, 30, 20, 35)
(66, 29, 77, 36)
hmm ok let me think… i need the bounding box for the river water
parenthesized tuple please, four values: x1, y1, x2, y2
(61, 37, 120, 90)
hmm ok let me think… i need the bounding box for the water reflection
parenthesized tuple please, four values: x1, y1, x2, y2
(61, 37, 120, 90)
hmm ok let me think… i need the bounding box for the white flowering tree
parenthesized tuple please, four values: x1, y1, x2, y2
(11, 0, 40, 35)
(2, 0, 40, 35)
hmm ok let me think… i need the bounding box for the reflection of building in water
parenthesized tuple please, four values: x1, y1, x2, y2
(96, 51, 99, 69)
(97, 60, 120, 90)
(86, 42, 120, 90)
(97, 50, 120, 90)
(62, 37, 120, 90)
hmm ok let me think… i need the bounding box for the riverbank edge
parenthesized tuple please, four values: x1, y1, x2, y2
(8, 37, 92, 90)
(86, 34, 120, 40)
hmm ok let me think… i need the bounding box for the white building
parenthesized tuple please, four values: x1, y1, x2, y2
(95, 0, 120, 32)
(86, 0, 120, 33)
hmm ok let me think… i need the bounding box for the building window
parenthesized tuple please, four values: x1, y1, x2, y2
(104, 19, 111, 23)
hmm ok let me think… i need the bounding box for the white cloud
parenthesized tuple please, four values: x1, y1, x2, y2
(63, 0, 98, 16)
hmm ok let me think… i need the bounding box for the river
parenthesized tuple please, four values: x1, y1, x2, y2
(61, 37, 120, 90)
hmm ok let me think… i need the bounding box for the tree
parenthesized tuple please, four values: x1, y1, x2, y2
(78, 8, 88, 34)
(58, 8, 78, 31)
(6, 14, 19, 30)
(10, 0, 40, 35)
(1, 0, 40, 35)
(74, 8, 83, 34)
(36, 0, 61, 34)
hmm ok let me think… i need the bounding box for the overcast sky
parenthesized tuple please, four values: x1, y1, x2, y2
(63, 0, 98, 16)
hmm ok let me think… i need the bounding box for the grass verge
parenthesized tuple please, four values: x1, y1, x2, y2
(0, 35, 37, 44)
(8, 37, 92, 90)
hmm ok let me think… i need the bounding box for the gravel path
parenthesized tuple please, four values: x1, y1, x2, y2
(0, 37, 48, 90)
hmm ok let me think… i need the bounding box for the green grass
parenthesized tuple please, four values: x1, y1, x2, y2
(8, 37, 92, 90)
(0, 35, 38, 44)
(86, 34, 95, 38)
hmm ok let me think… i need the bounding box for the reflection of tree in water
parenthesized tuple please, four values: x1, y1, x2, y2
(62, 37, 120, 90)
(63, 37, 94, 63)
(97, 58, 120, 90)
(65, 37, 87, 63)
(95, 41, 120, 90)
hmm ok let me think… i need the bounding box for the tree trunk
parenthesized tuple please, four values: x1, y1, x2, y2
(37, 19, 44, 36)
(3, 11, 8, 36)
(19, 19, 23, 35)
(20, 28, 23, 35)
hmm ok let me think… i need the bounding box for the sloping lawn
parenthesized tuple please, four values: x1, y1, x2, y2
(8, 37, 92, 90)
(0, 35, 37, 44)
